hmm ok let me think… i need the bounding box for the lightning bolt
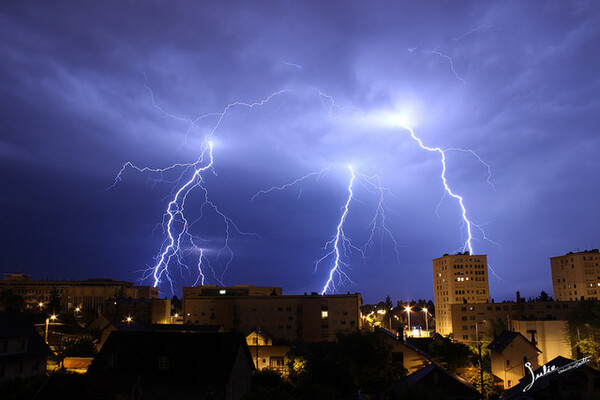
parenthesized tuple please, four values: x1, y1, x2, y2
(452, 25, 494, 41)
(111, 79, 284, 293)
(423, 48, 467, 85)
(319, 166, 357, 295)
(250, 166, 331, 202)
(400, 124, 475, 254)
(355, 171, 402, 260)
(252, 164, 401, 294)
(147, 143, 215, 291)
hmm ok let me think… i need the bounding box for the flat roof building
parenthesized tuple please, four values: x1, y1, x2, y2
(432, 253, 490, 336)
(183, 286, 362, 342)
(0, 273, 157, 313)
(550, 249, 600, 301)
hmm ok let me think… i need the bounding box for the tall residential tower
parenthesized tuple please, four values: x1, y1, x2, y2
(551, 249, 600, 301)
(433, 253, 490, 336)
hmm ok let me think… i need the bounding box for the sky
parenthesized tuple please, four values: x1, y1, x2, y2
(1, 1, 599, 304)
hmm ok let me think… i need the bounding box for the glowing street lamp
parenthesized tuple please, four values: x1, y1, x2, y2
(405, 306, 412, 333)
(45, 314, 57, 343)
(126, 316, 133, 324)
(38, 302, 44, 309)
(422, 308, 429, 332)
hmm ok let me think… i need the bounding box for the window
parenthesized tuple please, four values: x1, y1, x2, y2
(321, 310, 328, 319)
(506, 359, 510, 366)
(158, 356, 170, 370)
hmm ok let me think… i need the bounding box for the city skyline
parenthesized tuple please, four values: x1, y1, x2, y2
(1, 2, 599, 303)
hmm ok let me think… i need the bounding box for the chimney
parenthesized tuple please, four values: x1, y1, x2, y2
(516, 291, 521, 303)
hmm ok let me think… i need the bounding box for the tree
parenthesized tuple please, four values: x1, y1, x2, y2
(286, 331, 406, 399)
(565, 299, 600, 369)
(427, 336, 472, 372)
(247, 369, 295, 400)
(535, 291, 552, 302)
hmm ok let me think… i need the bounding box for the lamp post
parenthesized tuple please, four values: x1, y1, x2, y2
(404, 306, 411, 334)
(45, 314, 57, 343)
(475, 320, 487, 399)
(422, 308, 429, 332)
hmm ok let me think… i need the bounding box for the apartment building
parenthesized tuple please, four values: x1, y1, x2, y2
(450, 295, 574, 342)
(550, 249, 600, 301)
(432, 253, 490, 336)
(183, 285, 362, 342)
(0, 273, 157, 312)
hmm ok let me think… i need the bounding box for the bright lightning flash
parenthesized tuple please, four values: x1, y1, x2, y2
(150, 143, 215, 290)
(400, 124, 475, 254)
(319, 166, 357, 294)
(111, 84, 283, 293)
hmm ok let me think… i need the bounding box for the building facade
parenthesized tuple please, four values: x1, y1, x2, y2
(512, 319, 571, 365)
(432, 253, 490, 336)
(103, 298, 171, 325)
(183, 285, 362, 342)
(450, 297, 575, 342)
(550, 249, 600, 301)
(0, 312, 53, 382)
(488, 331, 540, 390)
(0, 273, 157, 313)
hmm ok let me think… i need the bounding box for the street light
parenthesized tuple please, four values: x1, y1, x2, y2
(45, 314, 57, 343)
(422, 308, 429, 332)
(404, 306, 412, 333)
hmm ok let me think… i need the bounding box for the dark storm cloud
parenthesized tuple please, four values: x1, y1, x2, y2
(1, 1, 599, 302)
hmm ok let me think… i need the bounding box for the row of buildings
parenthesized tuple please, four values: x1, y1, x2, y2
(433, 249, 600, 337)
(0, 273, 157, 313)
(432, 249, 600, 391)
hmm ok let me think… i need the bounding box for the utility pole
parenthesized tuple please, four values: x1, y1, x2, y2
(479, 342, 485, 399)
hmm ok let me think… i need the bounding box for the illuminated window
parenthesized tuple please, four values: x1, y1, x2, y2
(219, 289, 226, 295)
(321, 310, 328, 319)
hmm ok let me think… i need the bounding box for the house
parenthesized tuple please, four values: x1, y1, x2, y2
(501, 355, 600, 400)
(375, 328, 431, 374)
(488, 330, 541, 389)
(393, 363, 481, 400)
(0, 311, 53, 381)
(245, 328, 290, 375)
(88, 331, 255, 400)
(88, 314, 154, 349)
